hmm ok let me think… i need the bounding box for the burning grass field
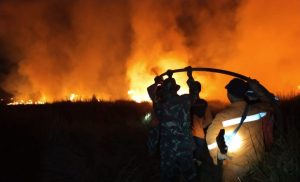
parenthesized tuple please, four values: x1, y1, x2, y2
(0, 96, 299, 182)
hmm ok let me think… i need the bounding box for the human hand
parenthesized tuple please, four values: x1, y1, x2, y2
(216, 129, 228, 154)
(166, 70, 173, 78)
(185, 66, 193, 78)
(217, 151, 231, 160)
(247, 79, 260, 90)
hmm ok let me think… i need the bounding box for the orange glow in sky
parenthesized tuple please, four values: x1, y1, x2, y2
(0, 0, 299, 103)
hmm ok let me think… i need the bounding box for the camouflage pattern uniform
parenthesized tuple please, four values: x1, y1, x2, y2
(147, 80, 163, 155)
(153, 77, 199, 182)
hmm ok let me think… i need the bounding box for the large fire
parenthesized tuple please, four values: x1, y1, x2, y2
(0, 0, 299, 105)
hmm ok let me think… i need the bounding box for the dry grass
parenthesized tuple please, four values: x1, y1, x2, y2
(242, 95, 300, 182)
(0, 101, 157, 182)
(0, 95, 299, 182)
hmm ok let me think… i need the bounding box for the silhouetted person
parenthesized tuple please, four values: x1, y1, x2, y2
(147, 76, 163, 155)
(148, 67, 200, 182)
(191, 81, 213, 164)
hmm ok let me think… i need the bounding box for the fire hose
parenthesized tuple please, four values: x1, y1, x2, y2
(158, 67, 283, 137)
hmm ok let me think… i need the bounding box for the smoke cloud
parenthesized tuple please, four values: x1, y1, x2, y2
(0, 0, 132, 101)
(0, 0, 299, 102)
(226, 0, 300, 96)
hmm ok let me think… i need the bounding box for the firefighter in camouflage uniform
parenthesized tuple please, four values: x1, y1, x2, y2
(148, 67, 200, 182)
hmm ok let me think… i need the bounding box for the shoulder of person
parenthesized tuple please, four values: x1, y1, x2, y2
(179, 94, 191, 102)
(250, 101, 273, 112)
(194, 98, 208, 107)
(214, 104, 244, 122)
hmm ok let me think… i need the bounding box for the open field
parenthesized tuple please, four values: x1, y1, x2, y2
(0, 96, 299, 182)
(0, 101, 153, 182)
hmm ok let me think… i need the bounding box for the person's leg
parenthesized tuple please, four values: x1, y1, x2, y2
(160, 152, 179, 182)
(177, 153, 197, 182)
(193, 136, 213, 163)
(194, 136, 222, 181)
(161, 167, 178, 182)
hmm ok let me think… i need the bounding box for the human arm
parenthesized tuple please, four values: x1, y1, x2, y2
(247, 79, 276, 103)
(186, 66, 199, 103)
(203, 106, 213, 128)
(206, 113, 225, 148)
(205, 114, 224, 164)
(147, 76, 163, 102)
(147, 124, 160, 155)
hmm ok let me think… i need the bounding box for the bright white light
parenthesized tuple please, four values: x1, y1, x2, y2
(144, 113, 151, 121)
(127, 90, 151, 103)
(225, 133, 242, 152)
(128, 90, 135, 95)
(142, 112, 152, 125)
(208, 142, 218, 150)
(222, 112, 267, 127)
(69, 93, 77, 101)
(208, 133, 242, 152)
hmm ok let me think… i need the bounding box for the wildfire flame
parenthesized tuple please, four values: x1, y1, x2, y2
(0, 0, 299, 104)
(7, 97, 46, 105)
(6, 93, 103, 105)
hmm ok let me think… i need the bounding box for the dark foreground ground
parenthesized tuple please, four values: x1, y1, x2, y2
(0, 97, 299, 182)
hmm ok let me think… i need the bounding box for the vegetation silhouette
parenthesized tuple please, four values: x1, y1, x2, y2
(0, 96, 299, 181)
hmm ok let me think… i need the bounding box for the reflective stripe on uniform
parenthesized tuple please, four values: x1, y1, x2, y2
(207, 112, 267, 151)
(207, 133, 242, 151)
(222, 112, 267, 127)
(207, 142, 218, 150)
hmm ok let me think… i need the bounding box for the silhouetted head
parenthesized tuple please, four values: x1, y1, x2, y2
(195, 81, 201, 93)
(225, 78, 248, 103)
(161, 77, 180, 96)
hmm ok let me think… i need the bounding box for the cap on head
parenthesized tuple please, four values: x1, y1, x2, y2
(162, 77, 180, 93)
(225, 78, 248, 98)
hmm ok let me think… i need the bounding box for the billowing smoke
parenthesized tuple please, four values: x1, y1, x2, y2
(226, 0, 300, 96)
(0, 0, 132, 101)
(127, 0, 300, 101)
(127, 0, 242, 102)
(0, 0, 299, 102)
